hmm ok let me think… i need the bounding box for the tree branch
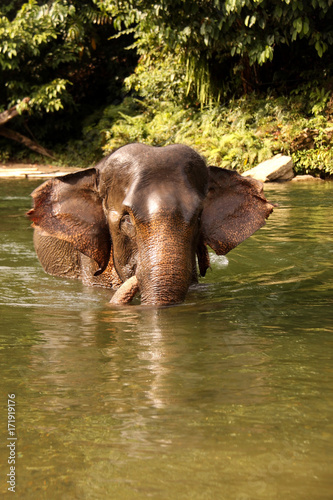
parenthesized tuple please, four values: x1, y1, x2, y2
(0, 126, 55, 159)
(0, 98, 30, 126)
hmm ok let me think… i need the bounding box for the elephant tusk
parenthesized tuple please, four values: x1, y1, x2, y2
(110, 275, 139, 305)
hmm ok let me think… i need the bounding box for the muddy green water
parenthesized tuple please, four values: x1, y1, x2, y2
(0, 179, 332, 500)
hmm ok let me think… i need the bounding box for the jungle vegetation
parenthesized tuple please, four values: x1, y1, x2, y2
(1, 0, 333, 176)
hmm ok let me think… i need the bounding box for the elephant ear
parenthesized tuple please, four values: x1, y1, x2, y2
(201, 166, 274, 255)
(27, 168, 111, 274)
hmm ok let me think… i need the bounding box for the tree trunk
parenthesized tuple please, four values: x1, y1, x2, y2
(0, 97, 55, 159)
(0, 98, 30, 126)
(0, 126, 54, 159)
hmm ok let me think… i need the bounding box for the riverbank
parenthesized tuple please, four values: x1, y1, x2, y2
(0, 160, 329, 182)
(0, 163, 77, 179)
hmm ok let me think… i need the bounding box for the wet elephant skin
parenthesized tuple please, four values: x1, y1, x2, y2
(27, 143, 274, 306)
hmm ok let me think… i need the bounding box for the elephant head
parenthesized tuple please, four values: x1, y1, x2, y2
(27, 143, 273, 306)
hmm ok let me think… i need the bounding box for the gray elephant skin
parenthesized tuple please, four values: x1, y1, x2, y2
(27, 143, 274, 306)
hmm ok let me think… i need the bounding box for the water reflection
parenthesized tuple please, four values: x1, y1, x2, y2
(27, 304, 274, 416)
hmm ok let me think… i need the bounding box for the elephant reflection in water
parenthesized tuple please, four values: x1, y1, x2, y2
(27, 143, 273, 306)
(28, 305, 272, 424)
(27, 308, 273, 490)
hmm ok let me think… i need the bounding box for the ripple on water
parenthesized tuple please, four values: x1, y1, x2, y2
(1, 178, 333, 500)
(0, 264, 109, 309)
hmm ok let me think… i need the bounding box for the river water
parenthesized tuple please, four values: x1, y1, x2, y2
(0, 179, 332, 499)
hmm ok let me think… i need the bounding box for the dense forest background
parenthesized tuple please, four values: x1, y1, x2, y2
(1, 0, 333, 176)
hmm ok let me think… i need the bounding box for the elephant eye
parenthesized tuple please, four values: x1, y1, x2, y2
(120, 214, 136, 238)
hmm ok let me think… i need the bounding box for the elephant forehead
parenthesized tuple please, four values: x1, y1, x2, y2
(100, 143, 208, 192)
(127, 182, 202, 222)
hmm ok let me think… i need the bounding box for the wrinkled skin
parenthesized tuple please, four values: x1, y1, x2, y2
(27, 143, 274, 306)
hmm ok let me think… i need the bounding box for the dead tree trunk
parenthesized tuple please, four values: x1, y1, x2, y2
(0, 126, 54, 158)
(0, 98, 55, 159)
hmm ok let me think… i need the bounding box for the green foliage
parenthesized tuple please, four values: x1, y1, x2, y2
(0, 0, 136, 158)
(53, 98, 141, 166)
(310, 88, 331, 116)
(293, 147, 333, 176)
(292, 125, 333, 177)
(98, 89, 332, 174)
(95, 97, 287, 171)
(98, 0, 333, 105)
(1, 0, 333, 173)
(28, 79, 73, 113)
(0, 0, 79, 111)
(101, 97, 275, 169)
(124, 53, 187, 108)
(291, 81, 332, 116)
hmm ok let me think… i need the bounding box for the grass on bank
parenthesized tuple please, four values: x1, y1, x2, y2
(2, 87, 333, 178)
(76, 82, 333, 178)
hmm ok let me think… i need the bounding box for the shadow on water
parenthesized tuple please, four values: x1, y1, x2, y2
(0, 180, 332, 499)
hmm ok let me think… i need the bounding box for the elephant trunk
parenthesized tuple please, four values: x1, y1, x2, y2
(136, 231, 194, 306)
(139, 264, 191, 306)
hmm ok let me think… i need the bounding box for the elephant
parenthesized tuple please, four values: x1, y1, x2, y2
(27, 143, 274, 306)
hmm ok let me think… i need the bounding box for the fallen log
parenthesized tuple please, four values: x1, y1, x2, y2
(0, 126, 54, 159)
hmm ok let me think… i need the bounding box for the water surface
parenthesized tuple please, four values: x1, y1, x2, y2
(0, 179, 332, 499)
